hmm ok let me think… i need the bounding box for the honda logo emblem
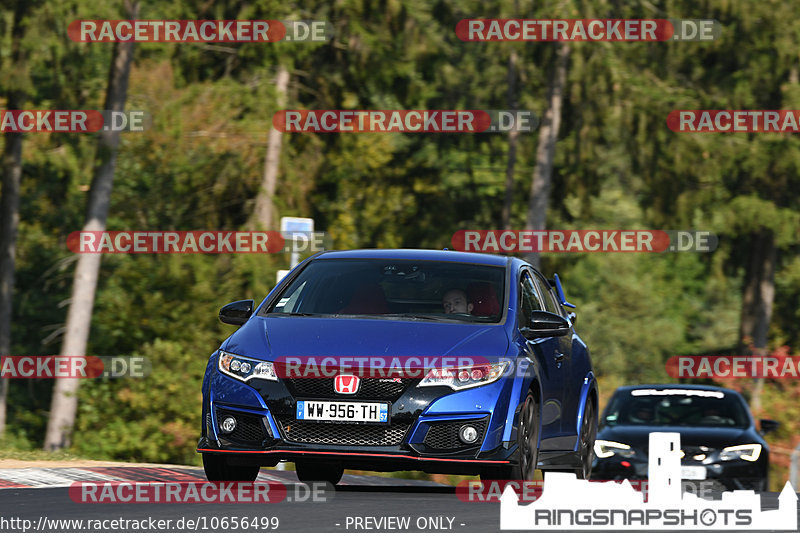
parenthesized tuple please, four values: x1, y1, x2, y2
(334, 374, 360, 395)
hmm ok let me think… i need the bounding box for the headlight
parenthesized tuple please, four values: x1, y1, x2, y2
(218, 351, 277, 382)
(720, 444, 762, 462)
(418, 361, 510, 390)
(594, 440, 635, 459)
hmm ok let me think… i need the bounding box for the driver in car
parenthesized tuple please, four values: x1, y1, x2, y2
(442, 288, 473, 314)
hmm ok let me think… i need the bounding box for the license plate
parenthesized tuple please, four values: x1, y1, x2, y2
(681, 466, 707, 480)
(296, 400, 389, 423)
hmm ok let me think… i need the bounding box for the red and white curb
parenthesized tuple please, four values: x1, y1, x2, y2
(0, 465, 447, 489)
(0, 466, 287, 489)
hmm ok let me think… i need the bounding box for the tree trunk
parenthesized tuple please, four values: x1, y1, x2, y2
(43, 0, 139, 451)
(525, 42, 570, 268)
(0, 0, 29, 440)
(738, 229, 777, 414)
(251, 64, 289, 229)
(501, 50, 519, 230)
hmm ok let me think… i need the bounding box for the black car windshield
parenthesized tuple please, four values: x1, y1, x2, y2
(602, 388, 750, 429)
(261, 258, 506, 322)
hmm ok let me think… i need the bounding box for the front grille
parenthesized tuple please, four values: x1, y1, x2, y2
(423, 418, 489, 450)
(216, 408, 270, 446)
(276, 417, 410, 446)
(284, 377, 414, 401)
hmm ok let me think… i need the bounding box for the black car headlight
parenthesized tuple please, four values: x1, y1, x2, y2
(218, 351, 277, 382)
(719, 444, 762, 462)
(594, 439, 636, 459)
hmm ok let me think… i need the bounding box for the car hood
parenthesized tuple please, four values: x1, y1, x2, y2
(597, 425, 759, 452)
(222, 315, 510, 360)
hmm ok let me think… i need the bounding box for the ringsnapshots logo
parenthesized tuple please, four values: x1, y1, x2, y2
(500, 433, 797, 530)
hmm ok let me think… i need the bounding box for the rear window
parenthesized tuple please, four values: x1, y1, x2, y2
(262, 258, 506, 323)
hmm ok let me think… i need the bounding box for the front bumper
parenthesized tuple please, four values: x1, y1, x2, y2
(199, 369, 517, 474)
(591, 454, 768, 491)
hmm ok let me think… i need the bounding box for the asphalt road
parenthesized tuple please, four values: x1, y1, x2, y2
(0, 468, 796, 533)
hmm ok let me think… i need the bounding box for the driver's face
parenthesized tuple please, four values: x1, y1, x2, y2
(443, 290, 473, 314)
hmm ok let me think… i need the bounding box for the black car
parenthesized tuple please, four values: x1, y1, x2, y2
(591, 384, 778, 491)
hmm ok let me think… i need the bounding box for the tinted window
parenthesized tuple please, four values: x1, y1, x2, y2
(602, 389, 750, 429)
(263, 259, 505, 322)
(518, 271, 543, 327)
(533, 274, 562, 316)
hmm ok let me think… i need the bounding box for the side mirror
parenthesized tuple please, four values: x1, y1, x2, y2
(219, 299, 254, 326)
(521, 310, 571, 339)
(759, 418, 779, 435)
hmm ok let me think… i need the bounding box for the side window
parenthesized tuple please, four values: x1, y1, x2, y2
(518, 271, 543, 327)
(533, 274, 563, 316)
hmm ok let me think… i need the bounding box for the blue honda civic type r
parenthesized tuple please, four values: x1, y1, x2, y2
(197, 249, 597, 484)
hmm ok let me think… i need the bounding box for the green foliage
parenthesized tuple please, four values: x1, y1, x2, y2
(1, 0, 799, 477)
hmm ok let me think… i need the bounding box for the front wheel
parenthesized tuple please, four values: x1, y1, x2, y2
(481, 392, 540, 481)
(202, 453, 260, 481)
(574, 398, 597, 479)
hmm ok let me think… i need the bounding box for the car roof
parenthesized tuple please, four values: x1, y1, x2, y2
(615, 384, 740, 395)
(314, 248, 511, 267)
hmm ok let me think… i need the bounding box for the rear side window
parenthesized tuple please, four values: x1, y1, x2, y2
(518, 271, 543, 327)
(533, 274, 562, 316)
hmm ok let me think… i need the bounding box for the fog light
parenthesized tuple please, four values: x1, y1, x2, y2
(220, 416, 237, 434)
(459, 425, 479, 444)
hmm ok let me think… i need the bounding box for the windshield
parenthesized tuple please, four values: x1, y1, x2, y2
(262, 258, 506, 323)
(602, 389, 750, 429)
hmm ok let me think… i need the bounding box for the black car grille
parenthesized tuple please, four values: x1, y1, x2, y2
(276, 416, 410, 446)
(423, 418, 489, 450)
(284, 377, 414, 401)
(216, 408, 271, 446)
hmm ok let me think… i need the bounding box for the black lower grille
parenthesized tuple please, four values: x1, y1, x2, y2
(423, 418, 489, 450)
(216, 409, 270, 446)
(284, 377, 413, 401)
(276, 417, 409, 446)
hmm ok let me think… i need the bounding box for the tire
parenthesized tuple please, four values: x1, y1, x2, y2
(202, 453, 260, 482)
(481, 392, 539, 481)
(574, 398, 597, 480)
(295, 461, 344, 485)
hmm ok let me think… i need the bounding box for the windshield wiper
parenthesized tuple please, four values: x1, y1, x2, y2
(379, 313, 464, 322)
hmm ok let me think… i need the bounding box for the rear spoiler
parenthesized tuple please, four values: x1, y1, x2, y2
(549, 273, 576, 309)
